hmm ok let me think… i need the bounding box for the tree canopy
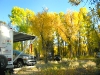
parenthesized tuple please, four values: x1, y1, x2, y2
(8, 5, 100, 59)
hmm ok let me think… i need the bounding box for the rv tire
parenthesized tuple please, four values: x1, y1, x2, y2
(0, 55, 8, 69)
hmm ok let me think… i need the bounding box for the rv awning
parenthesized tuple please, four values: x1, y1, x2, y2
(13, 31, 35, 42)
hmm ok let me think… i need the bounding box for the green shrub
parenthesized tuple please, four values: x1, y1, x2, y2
(93, 58, 100, 66)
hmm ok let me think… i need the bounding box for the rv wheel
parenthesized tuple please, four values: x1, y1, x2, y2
(0, 55, 8, 69)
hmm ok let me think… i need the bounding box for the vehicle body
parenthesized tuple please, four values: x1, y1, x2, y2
(48, 55, 61, 61)
(0, 23, 36, 74)
(0, 23, 14, 73)
(95, 52, 100, 58)
(13, 50, 36, 67)
(54, 55, 62, 61)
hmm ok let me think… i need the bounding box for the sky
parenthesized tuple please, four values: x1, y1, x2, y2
(0, 0, 92, 23)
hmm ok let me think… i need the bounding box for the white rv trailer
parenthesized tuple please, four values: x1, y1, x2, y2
(0, 23, 35, 74)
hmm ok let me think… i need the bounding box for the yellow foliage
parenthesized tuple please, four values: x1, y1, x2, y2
(79, 7, 88, 14)
(54, 46, 58, 54)
(78, 13, 83, 21)
(64, 10, 79, 42)
(97, 8, 100, 17)
(30, 11, 55, 40)
(57, 24, 68, 42)
(72, 11, 79, 24)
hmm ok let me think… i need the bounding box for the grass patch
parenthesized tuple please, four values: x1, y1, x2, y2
(16, 60, 100, 75)
(79, 56, 95, 60)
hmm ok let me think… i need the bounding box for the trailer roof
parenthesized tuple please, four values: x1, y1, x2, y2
(13, 31, 35, 42)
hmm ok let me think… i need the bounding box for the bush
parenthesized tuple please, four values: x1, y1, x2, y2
(93, 58, 100, 66)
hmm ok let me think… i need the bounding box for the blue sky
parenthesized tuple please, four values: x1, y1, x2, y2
(0, 0, 91, 23)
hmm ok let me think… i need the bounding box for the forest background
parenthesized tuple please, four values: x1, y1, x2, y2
(1, 0, 100, 63)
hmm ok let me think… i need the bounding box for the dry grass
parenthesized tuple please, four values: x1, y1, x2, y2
(14, 59, 100, 75)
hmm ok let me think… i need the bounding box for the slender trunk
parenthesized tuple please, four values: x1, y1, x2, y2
(57, 34, 60, 55)
(68, 37, 73, 58)
(78, 31, 81, 57)
(62, 41, 65, 57)
(21, 41, 23, 51)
